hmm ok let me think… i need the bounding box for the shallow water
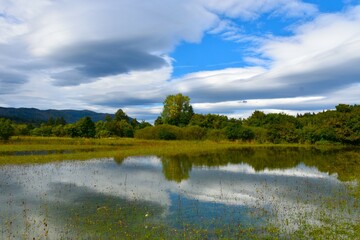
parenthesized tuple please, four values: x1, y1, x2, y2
(0, 147, 359, 239)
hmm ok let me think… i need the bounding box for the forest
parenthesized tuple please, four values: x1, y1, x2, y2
(1, 93, 359, 145)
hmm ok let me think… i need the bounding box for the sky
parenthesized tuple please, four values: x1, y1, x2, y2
(0, 0, 360, 122)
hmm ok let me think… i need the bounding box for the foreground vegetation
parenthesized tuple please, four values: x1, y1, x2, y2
(0, 136, 264, 165)
(1, 137, 359, 183)
(0, 137, 359, 239)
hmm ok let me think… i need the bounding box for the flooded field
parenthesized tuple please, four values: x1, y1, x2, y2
(0, 147, 359, 239)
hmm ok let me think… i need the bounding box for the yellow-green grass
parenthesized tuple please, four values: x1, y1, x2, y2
(0, 137, 244, 165)
(0, 136, 356, 166)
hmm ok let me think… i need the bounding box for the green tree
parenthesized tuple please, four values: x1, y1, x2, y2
(116, 120, 134, 137)
(225, 123, 254, 141)
(190, 114, 229, 129)
(115, 109, 129, 121)
(31, 124, 53, 137)
(138, 120, 152, 129)
(335, 104, 351, 113)
(55, 117, 67, 125)
(47, 117, 55, 126)
(95, 121, 111, 138)
(154, 116, 163, 126)
(245, 110, 267, 127)
(160, 93, 194, 126)
(0, 118, 14, 140)
(75, 117, 96, 138)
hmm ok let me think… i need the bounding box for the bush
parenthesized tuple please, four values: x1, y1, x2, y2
(225, 123, 255, 141)
(96, 130, 112, 138)
(206, 129, 227, 142)
(31, 125, 53, 137)
(182, 126, 207, 140)
(249, 127, 267, 143)
(135, 125, 182, 140)
(158, 128, 177, 140)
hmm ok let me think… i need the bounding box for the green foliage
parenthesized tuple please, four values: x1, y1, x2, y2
(0, 118, 14, 140)
(116, 120, 134, 137)
(114, 109, 128, 121)
(52, 125, 67, 137)
(74, 117, 96, 138)
(138, 120, 152, 129)
(135, 125, 181, 140)
(3, 101, 360, 145)
(158, 127, 177, 140)
(31, 124, 53, 137)
(181, 126, 207, 140)
(245, 110, 267, 127)
(206, 129, 227, 142)
(225, 123, 255, 141)
(297, 104, 360, 145)
(12, 124, 32, 136)
(154, 116, 163, 126)
(160, 93, 194, 126)
(135, 125, 208, 140)
(190, 114, 229, 129)
(335, 103, 351, 113)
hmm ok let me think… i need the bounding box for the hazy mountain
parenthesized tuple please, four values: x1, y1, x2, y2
(0, 107, 115, 124)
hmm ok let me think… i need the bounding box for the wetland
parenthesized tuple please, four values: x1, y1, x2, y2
(0, 138, 359, 239)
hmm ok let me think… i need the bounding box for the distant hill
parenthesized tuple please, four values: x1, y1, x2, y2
(0, 107, 115, 124)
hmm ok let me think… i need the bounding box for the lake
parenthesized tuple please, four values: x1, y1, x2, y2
(0, 147, 359, 239)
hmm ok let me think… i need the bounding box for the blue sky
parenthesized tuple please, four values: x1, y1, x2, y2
(0, 0, 360, 122)
(171, 0, 351, 77)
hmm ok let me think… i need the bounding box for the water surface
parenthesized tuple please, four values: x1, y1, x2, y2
(0, 147, 359, 239)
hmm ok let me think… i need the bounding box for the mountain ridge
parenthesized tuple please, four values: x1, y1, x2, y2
(0, 107, 115, 124)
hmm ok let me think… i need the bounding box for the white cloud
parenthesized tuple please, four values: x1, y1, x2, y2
(162, 5, 360, 117)
(0, 1, 359, 121)
(197, 0, 317, 20)
(0, 0, 51, 42)
(26, 0, 218, 56)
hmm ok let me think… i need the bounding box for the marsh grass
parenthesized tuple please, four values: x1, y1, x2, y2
(0, 137, 245, 165)
(1, 137, 359, 239)
(0, 136, 345, 166)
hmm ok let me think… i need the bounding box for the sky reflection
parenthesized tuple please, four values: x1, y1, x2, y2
(0, 154, 358, 238)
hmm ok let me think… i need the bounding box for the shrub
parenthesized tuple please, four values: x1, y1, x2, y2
(182, 126, 207, 140)
(135, 125, 181, 140)
(206, 129, 227, 142)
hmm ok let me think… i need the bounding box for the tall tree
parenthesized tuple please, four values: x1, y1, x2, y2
(160, 93, 194, 126)
(0, 118, 14, 140)
(75, 117, 96, 138)
(115, 109, 129, 121)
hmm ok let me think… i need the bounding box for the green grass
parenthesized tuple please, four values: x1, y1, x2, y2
(0, 136, 290, 165)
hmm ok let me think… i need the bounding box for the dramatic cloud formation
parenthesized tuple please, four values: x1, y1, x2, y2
(0, 0, 359, 121)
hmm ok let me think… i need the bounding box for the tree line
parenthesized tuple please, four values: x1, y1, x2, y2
(1, 93, 359, 145)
